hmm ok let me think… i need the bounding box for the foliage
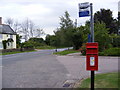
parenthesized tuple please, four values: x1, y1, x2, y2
(54, 49, 79, 55)
(49, 35, 59, 47)
(16, 34, 22, 48)
(52, 11, 84, 50)
(94, 22, 111, 51)
(35, 45, 55, 49)
(94, 9, 117, 34)
(22, 41, 34, 49)
(54, 11, 75, 47)
(45, 34, 51, 46)
(80, 43, 86, 55)
(71, 28, 83, 50)
(79, 72, 118, 88)
(99, 47, 120, 56)
(26, 38, 46, 48)
(29, 38, 44, 44)
(110, 34, 120, 47)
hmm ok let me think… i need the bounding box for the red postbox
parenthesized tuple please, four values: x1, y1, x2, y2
(86, 42, 98, 71)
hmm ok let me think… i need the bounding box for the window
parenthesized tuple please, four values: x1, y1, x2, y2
(10, 35, 13, 38)
(0, 34, 2, 39)
(0, 42, 3, 49)
(8, 42, 9, 46)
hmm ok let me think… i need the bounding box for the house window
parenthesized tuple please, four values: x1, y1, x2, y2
(0, 42, 3, 49)
(8, 42, 9, 46)
(10, 35, 13, 38)
(0, 34, 2, 39)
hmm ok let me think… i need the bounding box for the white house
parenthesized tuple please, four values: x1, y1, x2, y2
(118, 1, 120, 12)
(0, 17, 16, 49)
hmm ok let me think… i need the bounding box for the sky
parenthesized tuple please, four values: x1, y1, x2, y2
(0, 0, 119, 37)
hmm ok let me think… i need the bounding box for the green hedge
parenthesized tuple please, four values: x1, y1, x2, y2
(99, 48, 120, 56)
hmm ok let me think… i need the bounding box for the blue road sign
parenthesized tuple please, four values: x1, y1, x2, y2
(79, 11, 90, 17)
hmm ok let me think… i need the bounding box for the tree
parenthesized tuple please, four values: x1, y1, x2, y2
(45, 34, 51, 45)
(21, 18, 44, 41)
(94, 22, 111, 51)
(94, 9, 117, 34)
(34, 29, 45, 38)
(49, 35, 59, 51)
(55, 11, 74, 47)
(21, 18, 31, 41)
(29, 38, 44, 44)
(16, 34, 22, 48)
(13, 20, 21, 33)
(5, 17, 14, 27)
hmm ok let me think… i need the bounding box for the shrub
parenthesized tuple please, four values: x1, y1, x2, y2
(99, 48, 120, 56)
(80, 43, 86, 55)
(22, 42, 34, 49)
(112, 36, 120, 47)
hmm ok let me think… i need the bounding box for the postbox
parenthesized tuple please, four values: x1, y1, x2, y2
(86, 42, 98, 71)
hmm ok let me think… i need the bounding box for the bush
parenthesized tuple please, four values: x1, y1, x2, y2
(80, 43, 86, 55)
(112, 36, 120, 47)
(99, 48, 120, 56)
(22, 42, 34, 49)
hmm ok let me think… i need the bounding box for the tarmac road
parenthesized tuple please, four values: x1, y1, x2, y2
(2, 49, 69, 88)
(1, 49, 118, 88)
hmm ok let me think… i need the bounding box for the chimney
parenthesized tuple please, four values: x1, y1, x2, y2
(0, 17, 2, 24)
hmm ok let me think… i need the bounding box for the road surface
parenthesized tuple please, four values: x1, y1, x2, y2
(1, 49, 118, 88)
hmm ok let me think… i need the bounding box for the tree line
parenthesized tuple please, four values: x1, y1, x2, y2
(5, 18, 45, 41)
(4, 8, 119, 51)
(45, 9, 119, 51)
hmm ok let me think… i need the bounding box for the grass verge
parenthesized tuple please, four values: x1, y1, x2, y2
(79, 72, 118, 88)
(36, 46, 55, 49)
(54, 49, 79, 55)
(1, 50, 36, 55)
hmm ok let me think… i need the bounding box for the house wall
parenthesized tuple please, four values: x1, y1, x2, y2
(0, 34, 16, 49)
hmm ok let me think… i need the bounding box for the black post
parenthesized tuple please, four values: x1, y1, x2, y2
(91, 71, 94, 90)
(90, 3, 95, 90)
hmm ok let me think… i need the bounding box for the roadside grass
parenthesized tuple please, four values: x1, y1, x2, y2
(1, 50, 36, 55)
(79, 72, 118, 88)
(54, 49, 80, 55)
(36, 46, 56, 49)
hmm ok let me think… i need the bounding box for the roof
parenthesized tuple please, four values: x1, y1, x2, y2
(0, 24, 16, 35)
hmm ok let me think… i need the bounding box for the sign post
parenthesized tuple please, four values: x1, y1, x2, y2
(90, 3, 95, 90)
(79, 2, 97, 90)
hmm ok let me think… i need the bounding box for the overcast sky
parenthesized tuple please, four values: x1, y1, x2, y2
(0, 0, 119, 36)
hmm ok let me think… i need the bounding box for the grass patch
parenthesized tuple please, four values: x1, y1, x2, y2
(79, 72, 118, 88)
(54, 49, 79, 55)
(99, 47, 120, 56)
(36, 46, 55, 49)
(1, 50, 36, 55)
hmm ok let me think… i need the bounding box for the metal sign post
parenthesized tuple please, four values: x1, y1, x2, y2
(79, 2, 95, 90)
(90, 3, 95, 90)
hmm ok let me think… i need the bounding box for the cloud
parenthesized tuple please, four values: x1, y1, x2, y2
(0, 0, 118, 37)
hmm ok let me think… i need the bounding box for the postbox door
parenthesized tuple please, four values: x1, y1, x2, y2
(86, 55, 98, 71)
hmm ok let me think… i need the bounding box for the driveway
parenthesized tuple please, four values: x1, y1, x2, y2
(56, 53, 118, 81)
